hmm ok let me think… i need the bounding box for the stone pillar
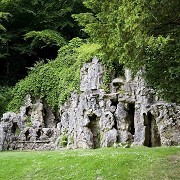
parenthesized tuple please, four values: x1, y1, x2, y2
(0, 126, 4, 150)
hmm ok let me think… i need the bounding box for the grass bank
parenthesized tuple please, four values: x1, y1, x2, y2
(0, 147, 179, 180)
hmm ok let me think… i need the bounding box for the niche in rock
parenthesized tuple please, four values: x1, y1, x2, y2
(11, 122, 20, 135)
(25, 130, 30, 141)
(111, 99, 118, 140)
(43, 106, 56, 128)
(36, 129, 41, 140)
(143, 112, 161, 147)
(110, 99, 118, 107)
(87, 114, 100, 149)
(43, 108, 48, 128)
(25, 106, 32, 116)
(112, 62, 124, 78)
(127, 103, 135, 136)
(112, 116, 118, 130)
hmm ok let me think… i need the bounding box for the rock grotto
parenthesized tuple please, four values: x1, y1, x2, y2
(0, 57, 179, 150)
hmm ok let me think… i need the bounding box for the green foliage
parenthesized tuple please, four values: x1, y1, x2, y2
(0, 86, 12, 118)
(74, 0, 180, 103)
(24, 29, 66, 50)
(25, 116, 32, 127)
(73, 0, 147, 70)
(8, 38, 101, 112)
(0, 147, 179, 179)
(0, 11, 11, 59)
(0, 0, 87, 86)
(0, 12, 11, 31)
(59, 134, 68, 147)
(145, 36, 180, 103)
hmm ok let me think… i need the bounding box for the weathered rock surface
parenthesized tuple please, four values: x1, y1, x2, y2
(0, 58, 179, 150)
(0, 98, 59, 150)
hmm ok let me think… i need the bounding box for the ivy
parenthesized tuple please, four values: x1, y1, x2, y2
(8, 38, 101, 112)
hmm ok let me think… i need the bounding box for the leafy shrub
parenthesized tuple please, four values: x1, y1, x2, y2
(59, 134, 68, 147)
(0, 86, 12, 118)
(145, 36, 180, 103)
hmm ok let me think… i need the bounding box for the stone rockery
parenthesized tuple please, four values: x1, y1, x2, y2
(0, 58, 179, 150)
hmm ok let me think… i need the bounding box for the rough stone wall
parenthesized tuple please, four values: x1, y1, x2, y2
(0, 57, 179, 150)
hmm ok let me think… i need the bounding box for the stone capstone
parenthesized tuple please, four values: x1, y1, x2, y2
(0, 57, 179, 150)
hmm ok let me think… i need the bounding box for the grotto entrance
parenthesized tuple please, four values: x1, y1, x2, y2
(25, 130, 30, 141)
(11, 122, 20, 135)
(127, 103, 135, 136)
(43, 105, 58, 128)
(87, 114, 100, 149)
(143, 112, 161, 147)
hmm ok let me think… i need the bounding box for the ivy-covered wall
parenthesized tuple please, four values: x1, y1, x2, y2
(8, 38, 101, 112)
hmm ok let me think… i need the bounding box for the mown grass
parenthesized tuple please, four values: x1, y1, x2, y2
(0, 146, 179, 180)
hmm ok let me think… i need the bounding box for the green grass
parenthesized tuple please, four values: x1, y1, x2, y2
(0, 147, 179, 180)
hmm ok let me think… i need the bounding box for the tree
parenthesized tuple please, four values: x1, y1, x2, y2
(0, 11, 11, 58)
(74, 0, 180, 103)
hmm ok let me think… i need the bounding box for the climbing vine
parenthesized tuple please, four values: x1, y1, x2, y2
(8, 38, 101, 112)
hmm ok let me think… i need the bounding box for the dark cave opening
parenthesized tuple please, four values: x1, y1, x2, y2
(113, 117, 118, 130)
(112, 62, 124, 78)
(11, 122, 20, 135)
(143, 112, 161, 147)
(110, 99, 119, 132)
(127, 103, 135, 136)
(43, 108, 48, 128)
(87, 114, 100, 149)
(143, 113, 152, 147)
(25, 106, 31, 116)
(36, 129, 41, 140)
(25, 130, 30, 141)
(110, 99, 118, 107)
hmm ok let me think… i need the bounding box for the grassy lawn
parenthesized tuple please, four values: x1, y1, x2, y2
(0, 146, 179, 180)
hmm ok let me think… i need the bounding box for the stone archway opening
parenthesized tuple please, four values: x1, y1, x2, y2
(143, 112, 161, 147)
(36, 129, 41, 140)
(43, 108, 48, 128)
(110, 99, 118, 132)
(25, 106, 32, 116)
(25, 130, 30, 141)
(127, 103, 135, 136)
(11, 122, 20, 135)
(87, 114, 100, 149)
(143, 113, 151, 147)
(43, 104, 57, 128)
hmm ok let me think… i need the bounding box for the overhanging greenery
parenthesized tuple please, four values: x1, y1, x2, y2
(8, 38, 101, 112)
(74, 0, 180, 103)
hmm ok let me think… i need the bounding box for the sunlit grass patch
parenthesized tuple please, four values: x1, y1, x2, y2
(0, 147, 179, 179)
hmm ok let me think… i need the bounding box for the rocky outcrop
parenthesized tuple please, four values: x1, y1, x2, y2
(0, 97, 59, 150)
(0, 57, 179, 150)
